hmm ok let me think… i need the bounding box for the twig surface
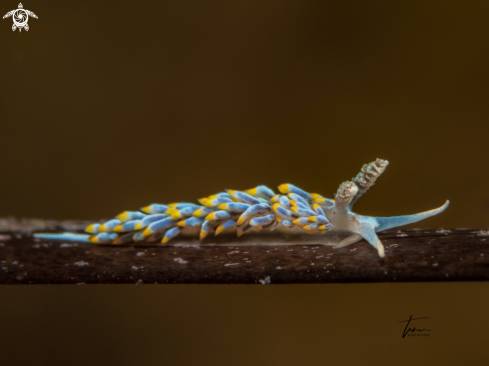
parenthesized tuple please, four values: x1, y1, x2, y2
(0, 218, 488, 284)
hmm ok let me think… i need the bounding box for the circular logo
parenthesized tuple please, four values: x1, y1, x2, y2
(12, 9, 28, 27)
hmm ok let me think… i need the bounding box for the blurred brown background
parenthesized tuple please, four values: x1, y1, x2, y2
(1, 1, 489, 365)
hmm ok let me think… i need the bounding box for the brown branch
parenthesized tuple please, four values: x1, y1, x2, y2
(0, 218, 488, 284)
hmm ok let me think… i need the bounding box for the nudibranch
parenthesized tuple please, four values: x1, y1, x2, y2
(34, 159, 449, 257)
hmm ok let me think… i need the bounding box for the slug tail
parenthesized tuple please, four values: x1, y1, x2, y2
(33, 233, 91, 242)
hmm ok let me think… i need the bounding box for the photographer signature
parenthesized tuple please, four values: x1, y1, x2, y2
(398, 315, 431, 338)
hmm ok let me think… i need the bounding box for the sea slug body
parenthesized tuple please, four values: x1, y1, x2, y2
(34, 159, 449, 257)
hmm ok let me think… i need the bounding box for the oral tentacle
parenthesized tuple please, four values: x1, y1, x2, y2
(373, 200, 450, 232)
(358, 227, 385, 258)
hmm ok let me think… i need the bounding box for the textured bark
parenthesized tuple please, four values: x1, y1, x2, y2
(0, 218, 488, 284)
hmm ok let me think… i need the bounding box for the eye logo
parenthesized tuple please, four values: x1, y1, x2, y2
(3, 3, 38, 32)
